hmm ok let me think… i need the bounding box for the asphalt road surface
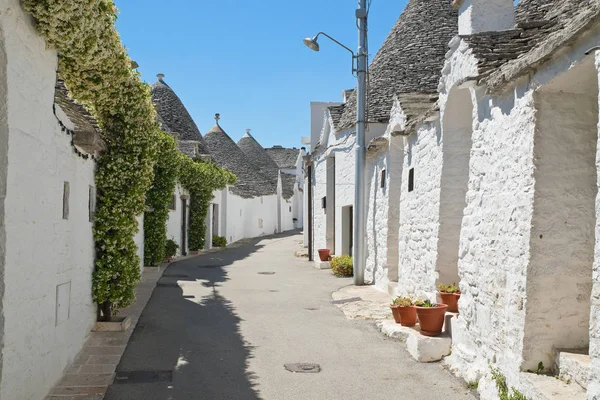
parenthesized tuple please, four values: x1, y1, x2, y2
(104, 232, 475, 400)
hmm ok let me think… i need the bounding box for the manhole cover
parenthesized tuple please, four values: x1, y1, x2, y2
(258, 272, 276, 275)
(156, 282, 180, 288)
(284, 363, 321, 373)
(196, 265, 222, 269)
(269, 290, 279, 293)
(162, 274, 189, 278)
(330, 297, 361, 305)
(305, 307, 319, 311)
(115, 370, 173, 384)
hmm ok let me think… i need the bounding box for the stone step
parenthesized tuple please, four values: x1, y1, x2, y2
(555, 349, 590, 390)
(376, 320, 451, 362)
(387, 281, 398, 297)
(521, 371, 586, 400)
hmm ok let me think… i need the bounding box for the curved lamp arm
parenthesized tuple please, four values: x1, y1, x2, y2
(314, 32, 356, 57)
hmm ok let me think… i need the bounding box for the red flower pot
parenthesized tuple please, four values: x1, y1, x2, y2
(390, 305, 402, 324)
(439, 292, 461, 313)
(318, 249, 331, 262)
(416, 304, 448, 336)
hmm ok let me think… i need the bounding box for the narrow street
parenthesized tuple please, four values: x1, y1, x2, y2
(104, 232, 475, 400)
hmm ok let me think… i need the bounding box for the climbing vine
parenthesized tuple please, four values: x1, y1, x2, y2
(144, 133, 180, 266)
(179, 156, 236, 251)
(23, 0, 160, 320)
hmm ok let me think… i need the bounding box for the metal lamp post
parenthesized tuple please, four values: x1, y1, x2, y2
(304, 0, 368, 286)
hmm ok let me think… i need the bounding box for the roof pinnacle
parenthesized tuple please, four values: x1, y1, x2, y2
(215, 113, 221, 125)
(157, 73, 165, 80)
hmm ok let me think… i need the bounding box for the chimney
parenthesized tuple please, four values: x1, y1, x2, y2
(342, 89, 354, 104)
(454, 0, 514, 35)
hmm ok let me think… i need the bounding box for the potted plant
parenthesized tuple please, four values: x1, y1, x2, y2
(415, 299, 448, 336)
(439, 282, 461, 313)
(390, 296, 417, 327)
(212, 235, 227, 248)
(165, 239, 179, 262)
(318, 248, 331, 261)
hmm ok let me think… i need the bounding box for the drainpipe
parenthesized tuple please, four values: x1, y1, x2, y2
(307, 161, 314, 262)
(353, 0, 368, 285)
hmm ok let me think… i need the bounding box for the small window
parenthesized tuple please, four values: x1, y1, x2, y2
(289, 206, 292, 212)
(408, 168, 414, 192)
(169, 194, 176, 211)
(380, 169, 386, 189)
(62, 181, 70, 220)
(322, 196, 326, 209)
(88, 185, 96, 222)
(240, 209, 242, 216)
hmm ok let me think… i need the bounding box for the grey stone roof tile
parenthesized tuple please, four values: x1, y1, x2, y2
(327, 104, 346, 133)
(204, 123, 276, 198)
(151, 76, 209, 154)
(265, 147, 299, 169)
(237, 132, 280, 186)
(465, 0, 600, 92)
(54, 78, 106, 154)
(338, 0, 458, 131)
(280, 172, 296, 200)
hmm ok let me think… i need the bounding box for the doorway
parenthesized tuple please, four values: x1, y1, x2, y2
(212, 203, 219, 237)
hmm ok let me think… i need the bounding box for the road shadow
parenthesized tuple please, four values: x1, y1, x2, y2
(103, 232, 299, 400)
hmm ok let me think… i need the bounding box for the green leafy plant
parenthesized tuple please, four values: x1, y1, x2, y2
(392, 296, 414, 307)
(330, 254, 353, 277)
(22, 0, 165, 321)
(467, 381, 479, 390)
(179, 156, 236, 251)
(526, 362, 544, 375)
(144, 133, 180, 266)
(490, 367, 529, 400)
(21, 0, 236, 322)
(165, 239, 179, 259)
(212, 235, 228, 248)
(439, 282, 460, 293)
(414, 299, 436, 307)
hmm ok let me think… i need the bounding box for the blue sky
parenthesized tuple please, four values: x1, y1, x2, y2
(114, 0, 407, 149)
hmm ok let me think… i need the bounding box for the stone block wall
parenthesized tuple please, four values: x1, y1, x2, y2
(396, 122, 443, 301)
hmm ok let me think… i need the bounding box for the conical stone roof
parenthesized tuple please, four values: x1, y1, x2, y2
(338, 0, 458, 131)
(204, 118, 276, 198)
(151, 74, 209, 155)
(237, 130, 280, 186)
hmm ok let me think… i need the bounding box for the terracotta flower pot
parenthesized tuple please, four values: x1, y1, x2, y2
(318, 249, 331, 262)
(439, 291, 461, 313)
(390, 305, 417, 327)
(416, 304, 448, 336)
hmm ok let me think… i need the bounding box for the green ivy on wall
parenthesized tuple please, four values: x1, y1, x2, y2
(179, 155, 236, 251)
(144, 132, 180, 266)
(24, 0, 160, 320)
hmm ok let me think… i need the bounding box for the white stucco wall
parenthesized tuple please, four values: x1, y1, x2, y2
(523, 90, 596, 371)
(222, 189, 279, 245)
(165, 184, 189, 255)
(0, 3, 96, 398)
(365, 149, 389, 291)
(312, 123, 357, 260)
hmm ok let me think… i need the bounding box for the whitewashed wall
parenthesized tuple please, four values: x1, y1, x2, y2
(396, 122, 442, 301)
(442, 28, 600, 399)
(222, 188, 279, 245)
(135, 214, 144, 272)
(0, 3, 96, 398)
(365, 149, 389, 291)
(165, 184, 189, 255)
(280, 196, 294, 232)
(311, 123, 357, 260)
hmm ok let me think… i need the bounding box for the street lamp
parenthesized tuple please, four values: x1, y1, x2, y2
(303, 1, 368, 286)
